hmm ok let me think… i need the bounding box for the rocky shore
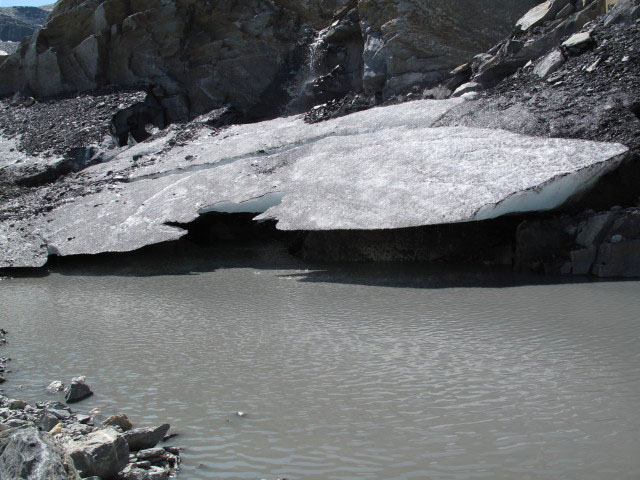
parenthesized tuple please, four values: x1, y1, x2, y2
(0, 329, 182, 480)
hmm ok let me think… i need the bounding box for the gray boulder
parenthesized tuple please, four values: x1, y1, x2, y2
(0, 425, 80, 480)
(123, 424, 170, 451)
(561, 31, 594, 55)
(515, 0, 570, 32)
(36, 409, 61, 432)
(136, 447, 166, 460)
(65, 378, 93, 404)
(61, 427, 129, 479)
(533, 49, 565, 79)
(452, 82, 482, 97)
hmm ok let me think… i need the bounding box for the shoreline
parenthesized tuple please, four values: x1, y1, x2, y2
(0, 329, 183, 480)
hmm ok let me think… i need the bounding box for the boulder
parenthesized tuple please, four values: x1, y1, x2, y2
(516, 0, 570, 32)
(46, 380, 65, 393)
(0, 425, 79, 480)
(8, 399, 27, 410)
(62, 427, 129, 479)
(452, 82, 482, 97)
(123, 424, 171, 451)
(533, 49, 566, 79)
(65, 377, 93, 403)
(561, 31, 594, 55)
(36, 409, 61, 432)
(136, 447, 166, 460)
(103, 413, 133, 431)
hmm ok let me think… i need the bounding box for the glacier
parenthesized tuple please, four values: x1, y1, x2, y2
(0, 98, 629, 267)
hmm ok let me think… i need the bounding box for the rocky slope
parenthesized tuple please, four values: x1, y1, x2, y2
(0, 0, 536, 120)
(0, 5, 50, 42)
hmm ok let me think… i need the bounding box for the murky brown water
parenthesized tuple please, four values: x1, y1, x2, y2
(1, 245, 639, 479)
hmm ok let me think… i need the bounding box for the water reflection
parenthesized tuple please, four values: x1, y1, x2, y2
(1, 245, 639, 479)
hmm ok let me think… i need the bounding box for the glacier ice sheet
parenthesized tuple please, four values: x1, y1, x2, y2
(0, 98, 629, 265)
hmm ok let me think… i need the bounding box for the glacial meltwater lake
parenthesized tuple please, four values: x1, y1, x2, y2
(1, 243, 639, 480)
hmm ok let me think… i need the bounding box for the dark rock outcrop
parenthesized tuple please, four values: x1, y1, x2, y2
(0, 0, 537, 118)
(516, 208, 640, 276)
(65, 377, 94, 404)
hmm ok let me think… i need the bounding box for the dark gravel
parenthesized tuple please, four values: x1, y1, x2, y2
(0, 87, 147, 157)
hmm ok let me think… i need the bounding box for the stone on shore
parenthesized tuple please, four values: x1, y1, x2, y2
(121, 465, 169, 480)
(61, 427, 129, 479)
(0, 425, 79, 480)
(103, 413, 133, 431)
(46, 380, 65, 393)
(65, 377, 93, 403)
(452, 82, 482, 97)
(561, 31, 594, 54)
(36, 409, 61, 432)
(516, 0, 570, 32)
(123, 424, 171, 451)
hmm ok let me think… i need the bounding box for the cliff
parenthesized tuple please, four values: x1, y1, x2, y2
(0, 0, 536, 119)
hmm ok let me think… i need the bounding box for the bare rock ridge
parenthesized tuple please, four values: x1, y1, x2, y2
(0, 5, 50, 42)
(0, 0, 536, 119)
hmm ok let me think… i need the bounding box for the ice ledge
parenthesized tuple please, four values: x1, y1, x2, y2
(0, 99, 630, 266)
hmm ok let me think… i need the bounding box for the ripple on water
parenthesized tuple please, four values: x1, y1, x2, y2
(1, 256, 639, 480)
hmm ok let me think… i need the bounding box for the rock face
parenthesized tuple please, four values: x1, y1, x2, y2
(0, 0, 341, 117)
(516, 208, 640, 277)
(61, 427, 129, 479)
(0, 0, 537, 116)
(356, 0, 538, 97)
(0, 425, 79, 480)
(0, 6, 50, 42)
